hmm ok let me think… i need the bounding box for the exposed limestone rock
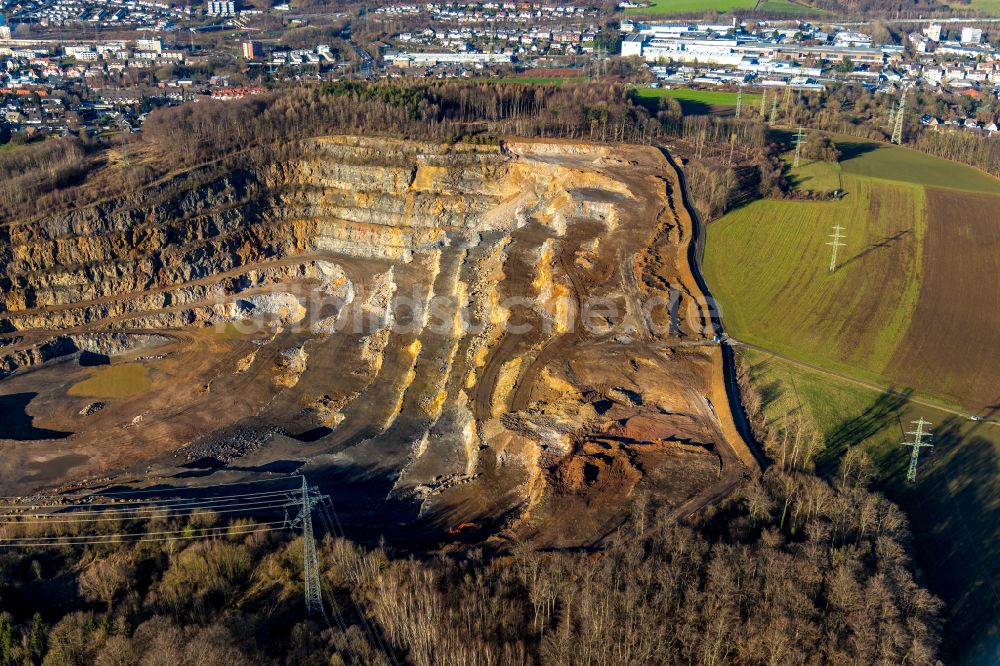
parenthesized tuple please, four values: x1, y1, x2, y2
(0, 137, 756, 551)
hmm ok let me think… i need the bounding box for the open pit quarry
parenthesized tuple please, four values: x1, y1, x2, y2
(0, 136, 757, 546)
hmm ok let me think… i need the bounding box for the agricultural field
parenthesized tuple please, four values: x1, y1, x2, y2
(705, 175, 927, 384)
(494, 76, 589, 85)
(945, 0, 1000, 14)
(705, 139, 1000, 411)
(838, 140, 1000, 193)
(624, 0, 824, 14)
(705, 139, 1000, 663)
(744, 349, 1000, 665)
(756, 0, 825, 13)
(783, 152, 842, 192)
(624, 0, 756, 15)
(632, 87, 762, 115)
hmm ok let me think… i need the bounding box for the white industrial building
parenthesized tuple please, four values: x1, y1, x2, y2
(391, 52, 513, 67)
(960, 27, 983, 44)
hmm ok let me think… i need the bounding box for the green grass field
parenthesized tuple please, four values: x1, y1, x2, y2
(744, 349, 1000, 665)
(838, 140, 1000, 194)
(704, 138, 1000, 663)
(624, 0, 825, 14)
(783, 153, 842, 192)
(633, 87, 763, 116)
(494, 76, 589, 85)
(706, 140, 1000, 407)
(705, 174, 926, 384)
(756, 0, 826, 12)
(634, 87, 763, 107)
(624, 0, 755, 15)
(946, 0, 1000, 14)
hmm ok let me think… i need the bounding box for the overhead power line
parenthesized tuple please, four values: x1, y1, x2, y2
(0, 474, 385, 644)
(0, 498, 293, 524)
(0, 474, 304, 501)
(0, 520, 290, 546)
(0, 525, 287, 548)
(0, 487, 298, 511)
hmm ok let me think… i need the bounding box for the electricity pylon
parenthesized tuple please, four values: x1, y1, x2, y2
(287, 478, 327, 619)
(902, 418, 933, 483)
(759, 89, 767, 118)
(891, 95, 906, 144)
(826, 224, 846, 272)
(735, 88, 742, 119)
(770, 93, 778, 122)
(792, 126, 806, 168)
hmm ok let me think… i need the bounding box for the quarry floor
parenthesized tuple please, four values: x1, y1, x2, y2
(0, 137, 758, 547)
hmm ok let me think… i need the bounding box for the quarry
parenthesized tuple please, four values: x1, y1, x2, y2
(0, 136, 757, 547)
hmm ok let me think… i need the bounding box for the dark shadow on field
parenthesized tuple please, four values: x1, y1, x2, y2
(836, 140, 880, 162)
(758, 380, 784, 412)
(633, 94, 714, 116)
(886, 415, 1000, 666)
(675, 99, 714, 116)
(816, 388, 912, 476)
(838, 229, 911, 269)
(0, 393, 72, 441)
(768, 128, 797, 150)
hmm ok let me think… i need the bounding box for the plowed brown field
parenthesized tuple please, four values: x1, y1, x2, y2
(885, 189, 1000, 410)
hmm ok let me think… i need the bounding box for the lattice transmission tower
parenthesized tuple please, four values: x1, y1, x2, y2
(792, 126, 806, 168)
(286, 477, 329, 619)
(891, 95, 906, 144)
(826, 224, 846, 273)
(902, 418, 933, 483)
(735, 88, 742, 119)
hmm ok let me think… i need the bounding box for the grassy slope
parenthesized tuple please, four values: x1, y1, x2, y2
(705, 173, 926, 384)
(784, 153, 842, 192)
(705, 141, 1000, 406)
(839, 141, 1000, 194)
(746, 349, 1000, 665)
(705, 140, 1000, 664)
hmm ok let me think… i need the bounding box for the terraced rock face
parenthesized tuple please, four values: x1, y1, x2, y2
(0, 136, 754, 546)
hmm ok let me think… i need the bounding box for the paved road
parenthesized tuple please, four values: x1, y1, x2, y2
(730, 338, 999, 427)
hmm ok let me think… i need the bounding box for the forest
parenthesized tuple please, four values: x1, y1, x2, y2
(0, 403, 942, 665)
(0, 78, 950, 665)
(7, 78, 994, 227)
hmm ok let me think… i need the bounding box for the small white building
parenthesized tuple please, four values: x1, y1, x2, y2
(834, 31, 872, 48)
(960, 27, 983, 44)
